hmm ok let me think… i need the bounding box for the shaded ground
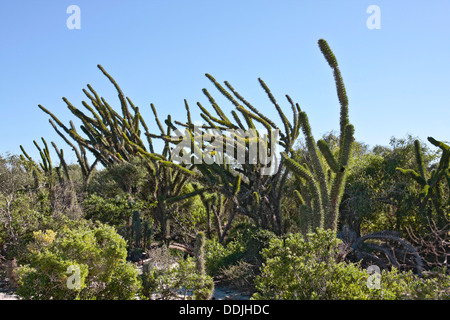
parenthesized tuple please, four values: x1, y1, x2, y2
(211, 284, 252, 300)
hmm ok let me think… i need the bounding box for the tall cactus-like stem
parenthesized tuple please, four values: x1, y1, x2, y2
(282, 39, 355, 233)
(20, 138, 82, 217)
(151, 66, 302, 237)
(194, 231, 206, 275)
(396, 137, 450, 227)
(37, 65, 204, 243)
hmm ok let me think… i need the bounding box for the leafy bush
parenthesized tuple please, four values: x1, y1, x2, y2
(82, 193, 155, 245)
(16, 221, 141, 300)
(215, 227, 274, 291)
(340, 135, 444, 236)
(16, 251, 89, 300)
(252, 228, 449, 300)
(374, 267, 450, 300)
(239, 228, 275, 266)
(253, 228, 367, 299)
(204, 226, 275, 277)
(141, 247, 214, 300)
(0, 154, 54, 259)
(204, 237, 246, 276)
(171, 183, 209, 237)
(87, 156, 149, 198)
(0, 192, 53, 259)
(219, 260, 256, 292)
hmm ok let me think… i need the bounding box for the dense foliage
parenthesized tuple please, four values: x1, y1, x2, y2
(253, 228, 449, 300)
(1, 39, 448, 300)
(16, 221, 141, 300)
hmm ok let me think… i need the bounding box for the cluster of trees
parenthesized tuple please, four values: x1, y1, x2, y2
(0, 39, 448, 300)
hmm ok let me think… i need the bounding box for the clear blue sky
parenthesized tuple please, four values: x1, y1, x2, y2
(1, 1, 449, 163)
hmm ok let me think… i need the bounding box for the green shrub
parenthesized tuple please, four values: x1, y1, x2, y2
(172, 183, 209, 235)
(16, 251, 89, 300)
(0, 191, 54, 260)
(87, 156, 149, 198)
(83, 194, 154, 230)
(215, 228, 273, 292)
(82, 194, 155, 249)
(219, 260, 256, 292)
(16, 221, 141, 300)
(376, 267, 450, 300)
(204, 237, 245, 276)
(141, 250, 214, 300)
(204, 227, 275, 277)
(252, 228, 449, 300)
(252, 228, 367, 299)
(177, 257, 215, 300)
(239, 228, 275, 267)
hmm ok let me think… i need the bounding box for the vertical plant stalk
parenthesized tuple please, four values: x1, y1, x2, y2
(194, 231, 206, 275)
(282, 39, 355, 233)
(396, 137, 450, 227)
(37, 65, 203, 245)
